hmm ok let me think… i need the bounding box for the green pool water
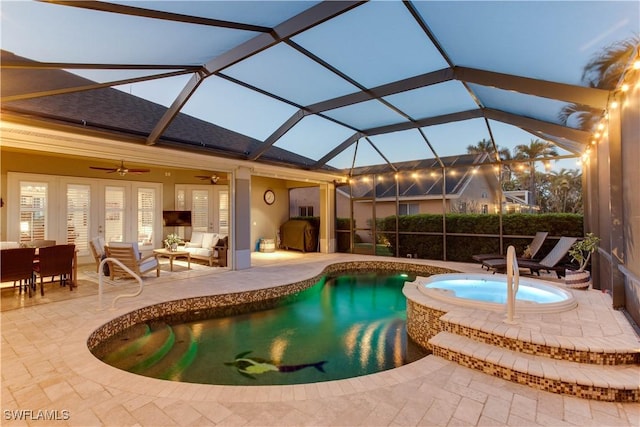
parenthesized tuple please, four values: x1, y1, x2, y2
(96, 272, 429, 385)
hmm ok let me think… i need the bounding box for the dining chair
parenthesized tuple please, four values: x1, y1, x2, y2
(1, 247, 36, 297)
(33, 244, 76, 296)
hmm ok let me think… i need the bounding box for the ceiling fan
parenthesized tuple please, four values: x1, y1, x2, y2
(195, 174, 227, 185)
(89, 160, 150, 176)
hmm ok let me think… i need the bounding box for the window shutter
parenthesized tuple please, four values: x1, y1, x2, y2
(67, 184, 90, 250)
(218, 190, 229, 235)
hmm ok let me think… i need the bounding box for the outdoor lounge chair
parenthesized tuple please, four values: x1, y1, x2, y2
(481, 236, 578, 278)
(104, 242, 159, 280)
(89, 236, 106, 273)
(472, 231, 549, 268)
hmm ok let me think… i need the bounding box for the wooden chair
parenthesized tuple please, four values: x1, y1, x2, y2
(1, 247, 36, 297)
(104, 242, 159, 280)
(33, 244, 75, 296)
(89, 236, 106, 273)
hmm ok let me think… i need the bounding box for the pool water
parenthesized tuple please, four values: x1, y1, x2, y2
(425, 278, 566, 304)
(95, 272, 428, 386)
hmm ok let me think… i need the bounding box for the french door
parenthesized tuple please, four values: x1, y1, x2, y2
(7, 173, 162, 264)
(175, 184, 229, 237)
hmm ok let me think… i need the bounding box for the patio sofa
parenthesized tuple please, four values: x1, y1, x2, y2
(179, 231, 228, 267)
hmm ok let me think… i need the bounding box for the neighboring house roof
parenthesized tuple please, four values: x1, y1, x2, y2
(339, 153, 496, 199)
(0, 50, 331, 171)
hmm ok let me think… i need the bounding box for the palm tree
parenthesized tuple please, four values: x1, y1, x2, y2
(466, 139, 513, 181)
(466, 138, 494, 155)
(547, 168, 582, 212)
(558, 36, 640, 130)
(513, 139, 559, 207)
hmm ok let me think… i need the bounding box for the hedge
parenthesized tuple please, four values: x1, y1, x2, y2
(337, 213, 584, 262)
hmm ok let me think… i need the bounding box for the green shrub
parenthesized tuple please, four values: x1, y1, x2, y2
(376, 213, 583, 262)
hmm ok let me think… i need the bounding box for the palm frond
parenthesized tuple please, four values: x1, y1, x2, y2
(582, 36, 639, 89)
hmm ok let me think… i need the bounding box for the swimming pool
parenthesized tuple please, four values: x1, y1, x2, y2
(91, 271, 429, 386)
(416, 273, 577, 313)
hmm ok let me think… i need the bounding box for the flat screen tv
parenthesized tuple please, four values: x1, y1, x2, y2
(162, 210, 192, 227)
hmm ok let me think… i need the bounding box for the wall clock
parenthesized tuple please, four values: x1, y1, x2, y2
(264, 189, 275, 205)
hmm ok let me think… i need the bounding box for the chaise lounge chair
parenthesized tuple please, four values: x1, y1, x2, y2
(472, 231, 549, 268)
(481, 236, 578, 278)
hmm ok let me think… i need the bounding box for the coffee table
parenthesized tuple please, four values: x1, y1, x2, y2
(153, 248, 190, 271)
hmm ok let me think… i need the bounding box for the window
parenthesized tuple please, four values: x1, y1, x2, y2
(67, 184, 90, 250)
(299, 206, 314, 217)
(192, 189, 210, 232)
(104, 186, 125, 242)
(218, 190, 229, 235)
(138, 188, 155, 246)
(19, 182, 47, 243)
(399, 203, 419, 215)
(482, 204, 489, 214)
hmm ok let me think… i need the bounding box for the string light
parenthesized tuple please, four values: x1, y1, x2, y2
(585, 43, 639, 165)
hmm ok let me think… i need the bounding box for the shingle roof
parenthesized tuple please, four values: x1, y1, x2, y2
(0, 50, 331, 170)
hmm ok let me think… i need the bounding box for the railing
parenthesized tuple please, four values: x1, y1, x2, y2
(98, 257, 143, 310)
(505, 245, 520, 324)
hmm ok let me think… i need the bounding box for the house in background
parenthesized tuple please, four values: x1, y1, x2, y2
(503, 190, 538, 213)
(335, 153, 502, 243)
(289, 187, 320, 218)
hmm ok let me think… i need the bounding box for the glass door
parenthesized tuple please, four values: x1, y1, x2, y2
(102, 185, 126, 243)
(175, 184, 229, 238)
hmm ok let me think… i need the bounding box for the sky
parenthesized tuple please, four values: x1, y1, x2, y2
(2, 1, 638, 174)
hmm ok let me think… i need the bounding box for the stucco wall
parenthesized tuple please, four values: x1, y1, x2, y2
(250, 176, 289, 251)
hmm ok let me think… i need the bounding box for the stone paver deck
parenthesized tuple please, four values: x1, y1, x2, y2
(2, 252, 639, 426)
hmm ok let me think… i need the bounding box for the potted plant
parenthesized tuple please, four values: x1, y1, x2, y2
(565, 233, 600, 288)
(165, 234, 182, 251)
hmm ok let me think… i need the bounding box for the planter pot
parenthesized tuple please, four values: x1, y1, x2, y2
(565, 269, 591, 289)
(170, 243, 178, 252)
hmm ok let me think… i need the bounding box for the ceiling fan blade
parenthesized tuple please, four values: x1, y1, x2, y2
(127, 169, 151, 173)
(195, 176, 211, 179)
(90, 166, 118, 171)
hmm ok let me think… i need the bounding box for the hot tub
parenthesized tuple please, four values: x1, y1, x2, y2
(416, 273, 577, 313)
